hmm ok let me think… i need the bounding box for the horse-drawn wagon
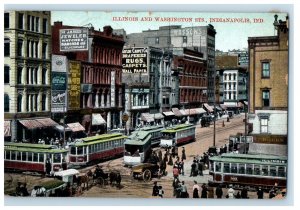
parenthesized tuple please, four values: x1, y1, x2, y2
(131, 163, 160, 182)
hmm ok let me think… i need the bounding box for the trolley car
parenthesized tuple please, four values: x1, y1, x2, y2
(4, 142, 68, 174)
(208, 153, 287, 190)
(159, 124, 196, 148)
(138, 125, 164, 146)
(68, 133, 127, 166)
(124, 131, 152, 166)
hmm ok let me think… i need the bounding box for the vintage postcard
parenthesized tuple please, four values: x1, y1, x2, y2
(4, 10, 288, 200)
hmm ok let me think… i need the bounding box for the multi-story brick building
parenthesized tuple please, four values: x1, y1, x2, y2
(52, 22, 124, 133)
(247, 15, 288, 135)
(4, 11, 53, 142)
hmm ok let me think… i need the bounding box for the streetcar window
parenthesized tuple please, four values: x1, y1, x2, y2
(11, 151, 16, 160)
(224, 163, 230, 173)
(33, 153, 38, 162)
(270, 166, 277, 176)
(22, 152, 27, 161)
(238, 164, 245, 174)
(27, 152, 33, 162)
(53, 153, 61, 163)
(254, 165, 260, 175)
(77, 147, 83, 155)
(5, 151, 10, 160)
(16, 151, 21, 160)
(39, 153, 44, 162)
(83, 147, 86, 155)
(231, 163, 238, 173)
(210, 161, 214, 172)
(215, 162, 221, 172)
(70, 146, 76, 155)
(262, 165, 268, 176)
(246, 164, 253, 175)
(278, 166, 286, 177)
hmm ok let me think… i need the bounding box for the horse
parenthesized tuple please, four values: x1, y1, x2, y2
(109, 171, 122, 188)
(75, 172, 91, 191)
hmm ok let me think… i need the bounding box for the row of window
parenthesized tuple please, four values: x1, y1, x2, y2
(14, 93, 48, 113)
(177, 128, 195, 139)
(4, 150, 63, 163)
(4, 38, 48, 59)
(223, 73, 237, 81)
(70, 138, 126, 155)
(4, 12, 48, 34)
(212, 162, 286, 177)
(4, 65, 48, 85)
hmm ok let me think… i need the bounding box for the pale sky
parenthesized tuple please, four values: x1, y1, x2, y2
(51, 11, 287, 51)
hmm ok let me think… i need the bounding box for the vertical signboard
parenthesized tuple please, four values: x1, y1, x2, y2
(238, 53, 249, 66)
(52, 55, 68, 72)
(52, 72, 67, 90)
(122, 47, 148, 74)
(60, 28, 88, 51)
(68, 61, 81, 110)
(111, 71, 115, 107)
(51, 91, 67, 112)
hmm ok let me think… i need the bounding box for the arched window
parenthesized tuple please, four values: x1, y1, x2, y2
(4, 94, 9, 112)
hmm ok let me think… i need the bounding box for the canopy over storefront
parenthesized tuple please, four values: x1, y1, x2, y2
(19, 118, 58, 129)
(203, 103, 213, 112)
(163, 111, 175, 117)
(141, 113, 154, 122)
(67, 122, 85, 132)
(92, 114, 106, 125)
(150, 113, 164, 120)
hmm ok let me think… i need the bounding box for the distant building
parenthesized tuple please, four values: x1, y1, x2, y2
(4, 11, 52, 142)
(247, 15, 288, 135)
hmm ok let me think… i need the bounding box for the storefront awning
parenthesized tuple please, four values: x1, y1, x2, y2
(179, 109, 188, 116)
(203, 103, 213, 112)
(4, 121, 11, 137)
(220, 104, 227, 110)
(35, 118, 58, 127)
(54, 124, 72, 132)
(214, 106, 222, 111)
(150, 113, 164, 119)
(67, 122, 85, 132)
(141, 113, 155, 122)
(195, 108, 206, 114)
(19, 119, 44, 129)
(172, 108, 182, 117)
(163, 111, 175, 116)
(92, 114, 106, 125)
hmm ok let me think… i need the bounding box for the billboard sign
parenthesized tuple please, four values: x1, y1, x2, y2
(52, 72, 67, 90)
(238, 53, 249, 66)
(51, 90, 67, 113)
(68, 61, 81, 110)
(122, 47, 148, 74)
(52, 55, 67, 72)
(60, 28, 88, 51)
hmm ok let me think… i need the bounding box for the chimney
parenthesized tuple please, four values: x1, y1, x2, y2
(54, 21, 63, 27)
(103, 26, 113, 36)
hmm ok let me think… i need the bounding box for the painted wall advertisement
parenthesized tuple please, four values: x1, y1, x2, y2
(60, 28, 88, 51)
(68, 60, 81, 110)
(122, 47, 148, 74)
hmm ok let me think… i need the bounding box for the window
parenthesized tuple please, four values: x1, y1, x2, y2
(262, 62, 270, 78)
(38, 153, 44, 162)
(262, 165, 268, 176)
(42, 94, 46, 111)
(4, 66, 10, 84)
(31, 16, 34, 31)
(31, 41, 34, 57)
(16, 152, 21, 160)
(18, 13, 24, 29)
(254, 165, 261, 175)
(155, 37, 159, 44)
(224, 163, 230, 173)
(27, 152, 33, 162)
(5, 151, 10, 160)
(42, 42, 47, 59)
(35, 17, 39, 32)
(17, 67, 22, 84)
(27, 15, 31, 30)
(17, 94, 22, 112)
(278, 166, 286, 177)
(238, 164, 245, 174)
(17, 39, 23, 57)
(42, 18, 47, 33)
(11, 151, 16, 160)
(4, 94, 9, 112)
(4, 13, 9, 28)
(22, 152, 27, 161)
(53, 154, 61, 163)
(42, 68, 47, 84)
(231, 163, 238, 173)
(269, 166, 277, 176)
(262, 90, 270, 107)
(260, 117, 268, 133)
(246, 164, 253, 175)
(215, 162, 221, 172)
(144, 37, 148, 44)
(183, 36, 187, 43)
(33, 153, 38, 162)
(4, 38, 10, 56)
(35, 41, 39, 58)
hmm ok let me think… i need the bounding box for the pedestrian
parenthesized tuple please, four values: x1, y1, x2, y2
(182, 147, 186, 160)
(158, 186, 164, 198)
(159, 160, 166, 176)
(190, 160, 196, 177)
(241, 187, 249, 199)
(158, 150, 162, 162)
(201, 184, 208, 198)
(208, 186, 214, 198)
(173, 165, 179, 178)
(163, 152, 168, 163)
(152, 181, 159, 196)
(216, 185, 223, 198)
(227, 185, 235, 199)
(181, 160, 185, 176)
(269, 188, 276, 199)
(224, 144, 227, 153)
(257, 187, 264, 199)
(235, 191, 241, 199)
(168, 154, 173, 166)
(180, 181, 188, 198)
(198, 161, 203, 176)
(172, 177, 180, 197)
(192, 181, 200, 198)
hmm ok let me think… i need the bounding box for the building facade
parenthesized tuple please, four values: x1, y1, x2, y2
(247, 15, 288, 135)
(52, 22, 125, 133)
(4, 11, 52, 142)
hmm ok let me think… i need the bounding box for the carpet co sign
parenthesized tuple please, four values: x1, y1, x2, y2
(60, 28, 88, 51)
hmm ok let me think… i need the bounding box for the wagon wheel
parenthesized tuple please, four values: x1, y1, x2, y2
(142, 169, 152, 182)
(97, 177, 105, 188)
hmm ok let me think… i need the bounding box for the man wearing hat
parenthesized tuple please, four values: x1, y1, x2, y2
(152, 181, 159, 196)
(182, 147, 186, 160)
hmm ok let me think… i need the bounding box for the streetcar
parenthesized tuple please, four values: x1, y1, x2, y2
(123, 131, 152, 166)
(208, 153, 287, 190)
(138, 124, 164, 146)
(68, 133, 127, 166)
(159, 124, 196, 148)
(4, 142, 68, 174)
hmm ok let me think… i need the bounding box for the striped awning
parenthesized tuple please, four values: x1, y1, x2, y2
(179, 109, 188, 116)
(150, 113, 164, 119)
(163, 111, 175, 116)
(203, 103, 213, 112)
(4, 121, 11, 137)
(172, 108, 182, 117)
(92, 114, 106, 125)
(67, 122, 85, 132)
(35, 118, 58, 127)
(220, 104, 227, 110)
(19, 118, 58, 129)
(141, 113, 155, 122)
(195, 108, 206, 114)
